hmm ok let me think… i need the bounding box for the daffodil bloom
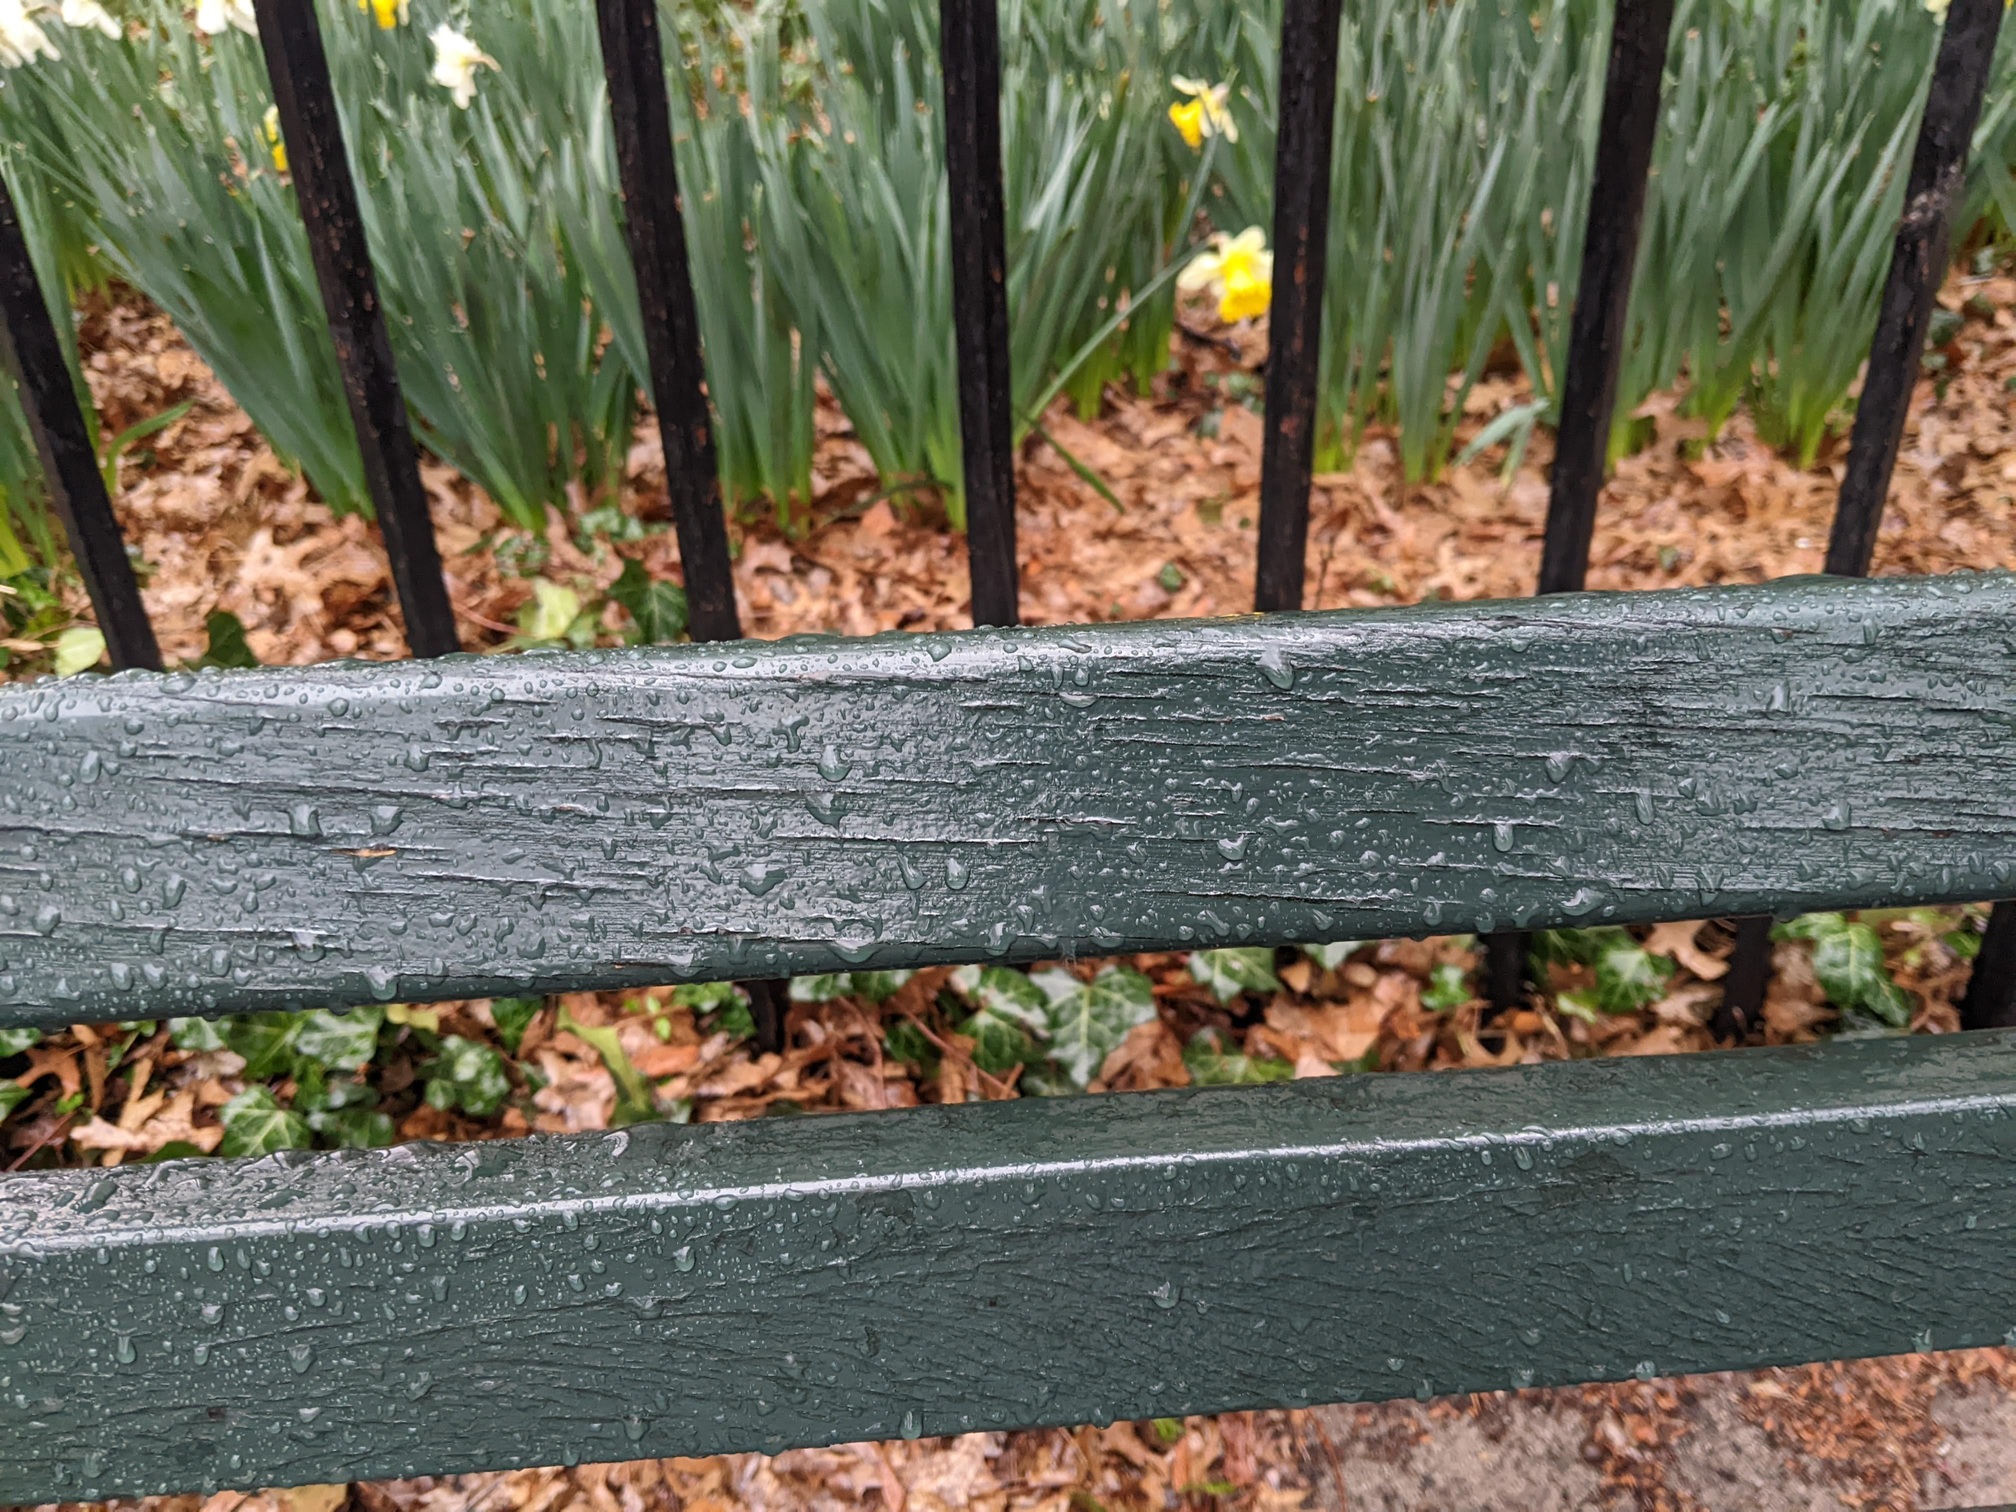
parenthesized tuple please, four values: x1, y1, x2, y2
(58, 0, 119, 39)
(262, 102, 287, 173)
(357, 0, 406, 29)
(0, 0, 60, 65)
(429, 23, 494, 109)
(1178, 226, 1273, 325)
(1168, 76, 1237, 150)
(194, 0, 255, 36)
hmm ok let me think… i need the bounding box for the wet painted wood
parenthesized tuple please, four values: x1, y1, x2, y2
(1489, 0, 1675, 1012)
(594, 0, 742, 644)
(252, 0, 457, 659)
(1252, 0, 1343, 614)
(9, 1030, 2016, 1498)
(4, 573, 2016, 1029)
(938, 0, 1020, 628)
(0, 170, 159, 672)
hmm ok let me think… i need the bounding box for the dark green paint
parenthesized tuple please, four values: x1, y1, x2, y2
(7, 1032, 2016, 1498)
(4, 574, 2015, 1028)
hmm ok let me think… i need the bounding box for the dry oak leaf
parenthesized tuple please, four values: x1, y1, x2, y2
(1642, 919, 1728, 981)
(70, 1089, 223, 1156)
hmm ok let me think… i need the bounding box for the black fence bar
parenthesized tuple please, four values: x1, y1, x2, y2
(252, 0, 456, 659)
(1719, 0, 2007, 1038)
(596, 0, 796, 1045)
(0, 173, 160, 672)
(1827, 0, 2003, 580)
(1252, 0, 1344, 614)
(1963, 902, 2016, 1030)
(1487, 0, 1674, 1013)
(939, 0, 1019, 629)
(595, 0, 742, 645)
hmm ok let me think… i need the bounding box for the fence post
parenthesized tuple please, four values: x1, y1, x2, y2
(595, 0, 743, 647)
(1487, 0, 1674, 1012)
(0, 171, 160, 672)
(251, 0, 458, 659)
(939, 0, 1019, 629)
(1253, 0, 1344, 613)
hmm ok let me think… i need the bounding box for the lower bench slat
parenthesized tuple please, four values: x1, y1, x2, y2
(5, 573, 2016, 1029)
(7, 1031, 2016, 1499)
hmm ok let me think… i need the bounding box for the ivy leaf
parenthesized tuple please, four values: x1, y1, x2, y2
(1187, 947, 1280, 1005)
(168, 1017, 227, 1053)
(0, 1079, 29, 1119)
(294, 1006, 383, 1072)
(1593, 939, 1675, 1015)
(883, 1018, 939, 1071)
(1421, 962, 1472, 1012)
(488, 996, 543, 1053)
(1772, 913, 1848, 944)
(850, 970, 914, 1003)
(310, 1104, 396, 1149)
(1301, 942, 1363, 971)
(53, 626, 105, 677)
(218, 1087, 311, 1157)
(671, 981, 740, 1013)
(423, 1035, 512, 1118)
(948, 965, 1049, 1033)
(190, 610, 258, 670)
(1182, 1028, 1293, 1086)
(1530, 927, 1623, 968)
(225, 1013, 306, 1080)
(1045, 965, 1156, 1088)
(1811, 922, 1911, 1026)
(789, 971, 913, 1004)
(957, 1008, 1042, 1075)
(610, 558, 689, 644)
(0, 1026, 42, 1057)
(789, 973, 853, 1003)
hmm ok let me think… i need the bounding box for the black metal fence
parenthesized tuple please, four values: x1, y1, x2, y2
(1, 0, 2009, 1032)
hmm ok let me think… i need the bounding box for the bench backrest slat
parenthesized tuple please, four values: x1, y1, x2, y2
(4, 572, 2012, 1032)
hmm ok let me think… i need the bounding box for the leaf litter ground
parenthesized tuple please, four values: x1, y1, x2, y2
(9, 271, 2016, 1511)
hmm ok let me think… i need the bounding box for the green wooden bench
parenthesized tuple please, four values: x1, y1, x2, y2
(1, 0, 2012, 1499)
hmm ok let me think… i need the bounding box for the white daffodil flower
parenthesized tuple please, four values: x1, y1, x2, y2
(193, 0, 255, 37)
(429, 23, 495, 110)
(58, 0, 119, 38)
(0, 0, 60, 66)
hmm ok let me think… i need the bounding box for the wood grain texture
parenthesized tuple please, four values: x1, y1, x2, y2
(4, 573, 2016, 1029)
(8, 1031, 2016, 1498)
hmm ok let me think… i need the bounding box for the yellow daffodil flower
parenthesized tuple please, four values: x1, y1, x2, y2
(356, 0, 405, 29)
(194, 0, 255, 36)
(0, 0, 60, 66)
(1168, 76, 1237, 151)
(58, 0, 119, 39)
(262, 102, 287, 173)
(1178, 226, 1273, 325)
(429, 22, 495, 110)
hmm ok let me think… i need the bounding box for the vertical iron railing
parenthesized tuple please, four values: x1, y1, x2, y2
(940, 0, 1020, 629)
(0, 173, 160, 673)
(1720, 0, 2006, 1038)
(252, 0, 458, 659)
(1485, 0, 1674, 1012)
(1253, 0, 1344, 613)
(595, 0, 790, 1049)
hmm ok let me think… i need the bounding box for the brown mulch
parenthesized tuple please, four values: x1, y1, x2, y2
(9, 264, 2016, 1511)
